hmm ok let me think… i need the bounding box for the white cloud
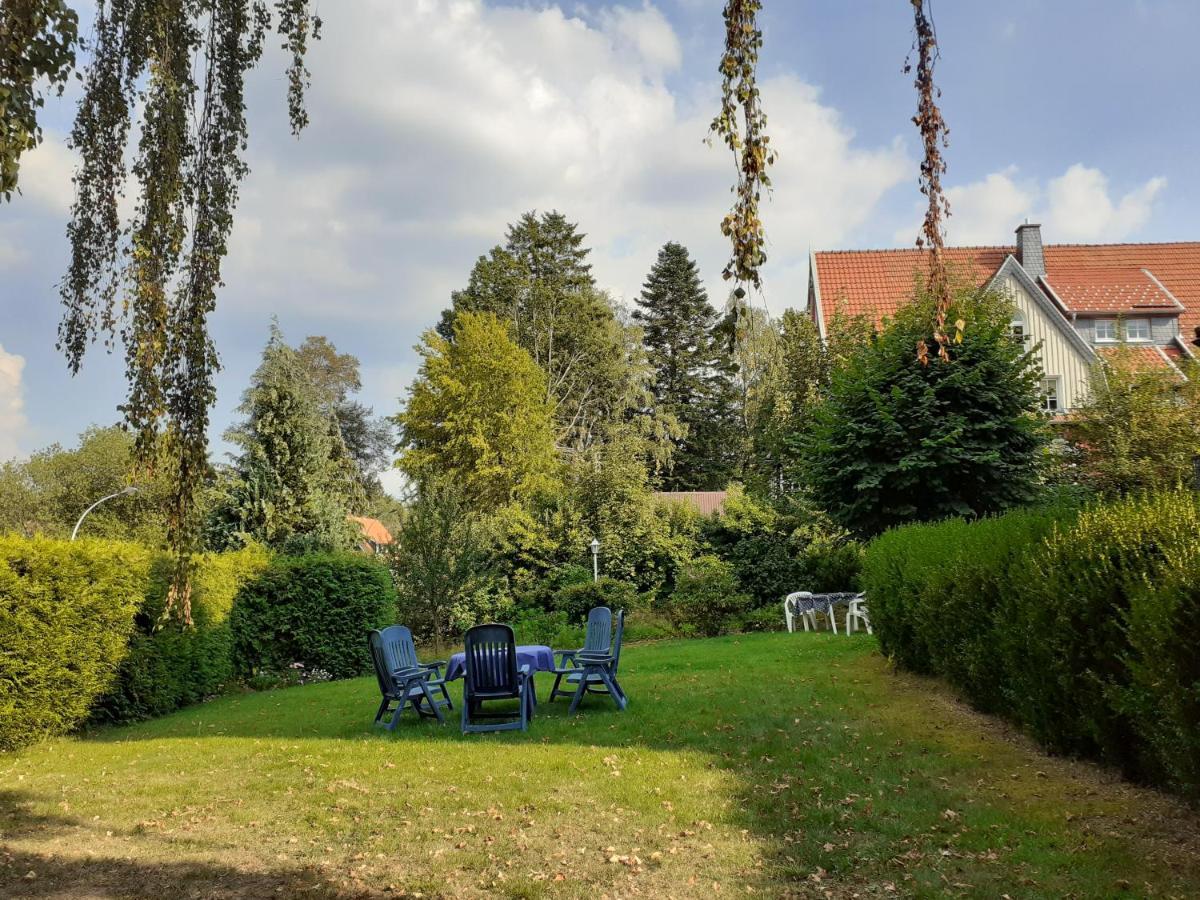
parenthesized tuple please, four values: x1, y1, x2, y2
(225, 0, 908, 327)
(0, 344, 30, 461)
(0, 223, 32, 268)
(13, 134, 77, 214)
(897, 163, 1166, 245)
(1044, 165, 1166, 241)
(598, 3, 683, 74)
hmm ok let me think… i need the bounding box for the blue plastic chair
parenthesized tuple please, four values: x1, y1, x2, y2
(550, 608, 627, 713)
(460, 623, 533, 734)
(368, 626, 451, 728)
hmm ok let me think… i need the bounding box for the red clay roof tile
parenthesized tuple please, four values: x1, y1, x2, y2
(1096, 345, 1178, 374)
(812, 243, 1200, 337)
(1041, 267, 1179, 314)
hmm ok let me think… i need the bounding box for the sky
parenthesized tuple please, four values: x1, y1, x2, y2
(3, 0, 1199, 494)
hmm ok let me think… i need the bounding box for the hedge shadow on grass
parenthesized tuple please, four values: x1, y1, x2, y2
(0, 844, 373, 899)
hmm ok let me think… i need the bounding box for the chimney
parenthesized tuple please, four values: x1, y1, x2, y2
(1015, 221, 1045, 277)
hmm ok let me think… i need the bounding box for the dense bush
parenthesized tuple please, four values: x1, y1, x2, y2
(1125, 558, 1200, 797)
(231, 552, 396, 679)
(805, 288, 1047, 537)
(510, 608, 582, 649)
(702, 486, 863, 606)
(864, 491, 1200, 800)
(1002, 495, 1199, 774)
(552, 577, 640, 624)
(94, 545, 270, 723)
(0, 536, 150, 750)
(665, 555, 752, 637)
(863, 505, 1070, 711)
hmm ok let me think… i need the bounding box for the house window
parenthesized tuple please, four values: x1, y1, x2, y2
(1041, 377, 1060, 413)
(1009, 310, 1026, 341)
(1094, 319, 1118, 342)
(1126, 318, 1151, 342)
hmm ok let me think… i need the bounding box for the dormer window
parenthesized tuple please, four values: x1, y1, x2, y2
(1126, 318, 1151, 342)
(1094, 319, 1118, 342)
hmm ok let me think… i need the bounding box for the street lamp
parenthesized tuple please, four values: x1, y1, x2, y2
(589, 537, 600, 582)
(71, 486, 139, 540)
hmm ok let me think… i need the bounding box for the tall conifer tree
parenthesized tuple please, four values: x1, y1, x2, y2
(635, 242, 737, 489)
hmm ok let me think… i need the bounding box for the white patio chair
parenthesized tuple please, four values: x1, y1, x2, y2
(784, 591, 815, 632)
(844, 593, 872, 635)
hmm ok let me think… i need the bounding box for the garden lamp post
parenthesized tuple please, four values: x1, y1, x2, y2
(590, 537, 600, 582)
(71, 486, 138, 540)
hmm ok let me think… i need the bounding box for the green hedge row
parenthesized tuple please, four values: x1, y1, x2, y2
(93, 545, 270, 724)
(0, 536, 150, 750)
(230, 552, 396, 679)
(863, 491, 1200, 800)
(2, 536, 398, 750)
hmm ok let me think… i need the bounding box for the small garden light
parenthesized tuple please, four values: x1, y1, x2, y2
(589, 537, 600, 582)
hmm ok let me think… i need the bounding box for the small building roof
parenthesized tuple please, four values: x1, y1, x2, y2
(348, 515, 394, 547)
(652, 491, 728, 517)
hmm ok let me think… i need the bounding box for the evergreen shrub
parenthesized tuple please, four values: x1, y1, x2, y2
(231, 552, 396, 679)
(0, 536, 149, 750)
(94, 545, 271, 723)
(862, 491, 1200, 800)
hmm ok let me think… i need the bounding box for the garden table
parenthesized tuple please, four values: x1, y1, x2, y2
(444, 644, 555, 682)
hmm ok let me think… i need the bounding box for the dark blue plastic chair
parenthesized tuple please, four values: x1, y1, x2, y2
(368, 626, 451, 728)
(549, 605, 610, 702)
(550, 608, 627, 713)
(460, 623, 533, 734)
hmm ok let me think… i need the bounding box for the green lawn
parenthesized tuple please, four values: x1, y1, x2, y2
(3, 633, 1200, 899)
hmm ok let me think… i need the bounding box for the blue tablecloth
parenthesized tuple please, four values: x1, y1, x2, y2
(444, 644, 556, 682)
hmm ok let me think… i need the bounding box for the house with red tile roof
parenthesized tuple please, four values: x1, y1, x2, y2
(348, 515, 394, 554)
(808, 223, 1199, 412)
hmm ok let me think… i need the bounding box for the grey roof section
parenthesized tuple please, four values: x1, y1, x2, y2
(986, 255, 1098, 363)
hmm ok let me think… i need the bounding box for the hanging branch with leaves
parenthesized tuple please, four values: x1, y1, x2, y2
(710, 0, 776, 294)
(51, 0, 321, 622)
(905, 0, 956, 364)
(0, 0, 80, 200)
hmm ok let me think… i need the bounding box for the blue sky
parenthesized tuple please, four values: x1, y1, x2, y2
(3, 0, 1198, 492)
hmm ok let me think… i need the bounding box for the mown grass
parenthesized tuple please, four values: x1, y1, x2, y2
(3, 633, 1199, 898)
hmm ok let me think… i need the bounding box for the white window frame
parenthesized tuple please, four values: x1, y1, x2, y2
(1094, 319, 1118, 343)
(1041, 377, 1060, 413)
(1009, 310, 1027, 341)
(1126, 318, 1151, 342)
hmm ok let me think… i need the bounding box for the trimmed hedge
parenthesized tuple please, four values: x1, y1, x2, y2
(863, 491, 1200, 800)
(93, 545, 270, 724)
(0, 536, 150, 750)
(230, 552, 397, 679)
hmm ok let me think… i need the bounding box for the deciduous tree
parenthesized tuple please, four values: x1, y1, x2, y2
(804, 288, 1046, 536)
(1072, 350, 1200, 495)
(395, 311, 561, 509)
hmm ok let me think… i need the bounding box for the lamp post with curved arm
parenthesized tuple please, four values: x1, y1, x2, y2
(70, 486, 139, 541)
